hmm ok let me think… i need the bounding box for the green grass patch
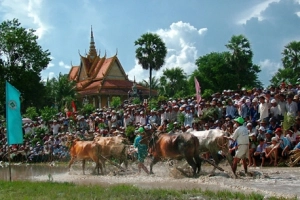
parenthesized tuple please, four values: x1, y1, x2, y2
(0, 180, 295, 200)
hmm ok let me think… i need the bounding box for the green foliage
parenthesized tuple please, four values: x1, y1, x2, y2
(24, 107, 38, 120)
(166, 123, 174, 132)
(0, 180, 268, 200)
(23, 133, 31, 140)
(0, 19, 51, 113)
(40, 106, 57, 123)
(98, 122, 107, 130)
(159, 67, 189, 97)
(44, 73, 77, 112)
(111, 96, 121, 108)
(201, 107, 219, 121)
(282, 113, 296, 131)
(177, 112, 185, 126)
(31, 137, 41, 146)
(157, 95, 167, 103)
(34, 127, 48, 138)
(138, 77, 160, 90)
(271, 41, 300, 86)
(81, 103, 95, 115)
(132, 97, 141, 105)
(125, 125, 135, 137)
(201, 89, 214, 100)
(192, 35, 262, 94)
(149, 98, 158, 110)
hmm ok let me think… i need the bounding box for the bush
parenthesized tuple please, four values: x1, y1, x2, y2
(111, 96, 121, 108)
(24, 107, 38, 120)
(81, 103, 95, 115)
(125, 125, 135, 137)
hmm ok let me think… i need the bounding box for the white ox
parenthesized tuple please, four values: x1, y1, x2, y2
(190, 129, 233, 174)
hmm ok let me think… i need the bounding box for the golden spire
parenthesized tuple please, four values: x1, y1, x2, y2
(89, 25, 97, 59)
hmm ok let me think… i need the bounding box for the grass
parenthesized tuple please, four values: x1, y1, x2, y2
(0, 180, 296, 200)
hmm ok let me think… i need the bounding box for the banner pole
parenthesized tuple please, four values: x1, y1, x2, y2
(8, 146, 12, 182)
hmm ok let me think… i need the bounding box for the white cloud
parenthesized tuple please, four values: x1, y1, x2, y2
(128, 21, 203, 83)
(127, 60, 149, 82)
(237, 0, 280, 24)
(47, 63, 54, 68)
(0, 0, 49, 39)
(198, 28, 208, 35)
(258, 59, 282, 86)
(58, 61, 71, 69)
(41, 71, 55, 82)
(259, 59, 282, 75)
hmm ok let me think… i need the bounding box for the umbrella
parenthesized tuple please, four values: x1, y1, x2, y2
(22, 118, 32, 124)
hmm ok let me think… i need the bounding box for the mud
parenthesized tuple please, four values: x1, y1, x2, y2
(0, 160, 299, 199)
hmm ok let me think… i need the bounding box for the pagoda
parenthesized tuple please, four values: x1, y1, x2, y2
(68, 27, 153, 108)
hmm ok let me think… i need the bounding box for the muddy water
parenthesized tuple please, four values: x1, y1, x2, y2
(0, 163, 67, 181)
(1, 161, 300, 199)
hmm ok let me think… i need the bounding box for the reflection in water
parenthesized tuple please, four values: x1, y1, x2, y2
(0, 163, 68, 181)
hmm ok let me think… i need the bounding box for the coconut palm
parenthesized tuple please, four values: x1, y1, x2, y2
(134, 33, 167, 98)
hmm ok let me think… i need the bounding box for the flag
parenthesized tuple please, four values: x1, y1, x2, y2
(6, 81, 23, 145)
(71, 101, 77, 112)
(194, 77, 201, 104)
(194, 77, 202, 117)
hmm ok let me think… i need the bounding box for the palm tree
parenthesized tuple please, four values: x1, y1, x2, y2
(225, 35, 253, 85)
(270, 41, 300, 86)
(160, 67, 188, 97)
(134, 33, 167, 98)
(44, 73, 77, 110)
(282, 41, 300, 74)
(138, 76, 160, 89)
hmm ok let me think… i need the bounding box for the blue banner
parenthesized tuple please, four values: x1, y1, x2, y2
(6, 81, 23, 145)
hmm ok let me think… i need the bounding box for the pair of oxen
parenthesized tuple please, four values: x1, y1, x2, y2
(68, 129, 232, 177)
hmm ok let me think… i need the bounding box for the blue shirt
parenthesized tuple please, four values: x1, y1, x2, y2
(294, 142, 300, 150)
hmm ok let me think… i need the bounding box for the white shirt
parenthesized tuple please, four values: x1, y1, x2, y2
(232, 125, 249, 145)
(51, 124, 60, 135)
(270, 105, 280, 118)
(286, 101, 298, 117)
(259, 102, 269, 120)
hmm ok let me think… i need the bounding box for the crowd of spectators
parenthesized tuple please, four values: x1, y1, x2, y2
(1, 82, 300, 166)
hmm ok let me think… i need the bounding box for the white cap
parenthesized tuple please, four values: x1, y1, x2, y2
(259, 126, 265, 131)
(271, 99, 277, 104)
(249, 133, 256, 137)
(252, 98, 258, 103)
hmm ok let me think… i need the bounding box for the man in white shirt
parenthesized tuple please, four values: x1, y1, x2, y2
(270, 99, 279, 120)
(224, 117, 249, 177)
(51, 120, 61, 135)
(275, 93, 286, 121)
(258, 95, 269, 122)
(286, 94, 298, 117)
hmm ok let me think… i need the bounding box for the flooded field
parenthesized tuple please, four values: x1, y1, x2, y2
(1, 160, 300, 199)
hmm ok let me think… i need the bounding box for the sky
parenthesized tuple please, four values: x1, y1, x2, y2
(1, 0, 300, 88)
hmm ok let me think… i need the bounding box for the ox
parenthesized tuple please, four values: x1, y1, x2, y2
(94, 135, 129, 171)
(67, 139, 103, 175)
(190, 129, 233, 175)
(143, 132, 202, 177)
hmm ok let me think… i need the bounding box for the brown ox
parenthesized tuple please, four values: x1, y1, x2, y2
(67, 139, 103, 175)
(94, 135, 129, 171)
(190, 129, 233, 174)
(143, 132, 202, 177)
